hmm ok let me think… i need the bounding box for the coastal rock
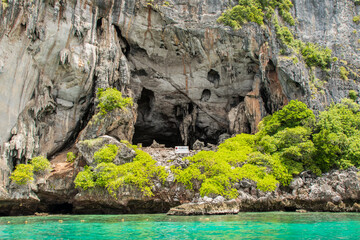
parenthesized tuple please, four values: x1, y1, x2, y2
(167, 199, 239, 216)
(76, 136, 136, 167)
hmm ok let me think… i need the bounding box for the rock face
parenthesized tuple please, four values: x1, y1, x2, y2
(0, 0, 360, 215)
(167, 167, 360, 215)
(167, 198, 240, 215)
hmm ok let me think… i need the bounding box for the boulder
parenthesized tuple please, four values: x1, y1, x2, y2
(76, 135, 136, 167)
(167, 199, 239, 216)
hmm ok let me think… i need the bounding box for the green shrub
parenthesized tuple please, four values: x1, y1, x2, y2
(257, 100, 316, 137)
(349, 90, 358, 101)
(340, 66, 349, 80)
(300, 42, 333, 69)
(313, 98, 360, 171)
(67, 152, 76, 163)
(30, 156, 52, 173)
(10, 156, 52, 185)
(74, 166, 96, 190)
(273, 16, 294, 45)
(218, 0, 294, 28)
(272, 17, 333, 69)
(74, 146, 168, 197)
(1, 0, 8, 9)
(171, 134, 283, 198)
(97, 88, 133, 116)
(353, 15, 360, 23)
(94, 144, 119, 163)
(217, 0, 264, 30)
(10, 164, 34, 185)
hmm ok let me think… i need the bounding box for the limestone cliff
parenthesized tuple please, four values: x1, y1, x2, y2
(0, 0, 359, 215)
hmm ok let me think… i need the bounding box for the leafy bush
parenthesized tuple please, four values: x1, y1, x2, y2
(74, 145, 168, 197)
(97, 88, 133, 116)
(218, 0, 294, 28)
(313, 99, 360, 171)
(30, 156, 52, 173)
(94, 144, 119, 163)
(67, 152, 76, 163)
(300, 43, 333, 69)
(353, 15, 360, 23)
(349, 90, 358, 101)
(340, 66, 349, 80)
(1, 0, 8, 9)
(74, 166, 96, 190)
(10, 164, 34, 185)
(10, 156, 52, 185)
(257, 100, 315, 137)
(217, 0, 264, 30)
(172, 134, 282, 198)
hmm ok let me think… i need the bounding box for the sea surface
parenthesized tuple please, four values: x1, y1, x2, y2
(0, 212, 359, 239)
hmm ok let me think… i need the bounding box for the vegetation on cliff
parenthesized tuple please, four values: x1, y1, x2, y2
(218, 0, 334, 69)
(74, 143, 168, 197)
(10, 156, 51, 185)
(97, 88, 133, 116)
(172, 97, 360, 198)
(218, 0, 294, 29)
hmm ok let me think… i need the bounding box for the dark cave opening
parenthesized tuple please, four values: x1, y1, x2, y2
(96, 18, 104, 36)
(132, 88, 183, 147)
(200, 89, 211, 102)
(113, 24, 130, 58)
(46, 203, 73, 214)
(207, 69, 220, 88)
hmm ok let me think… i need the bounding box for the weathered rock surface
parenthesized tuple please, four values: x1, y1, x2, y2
(0, 0, 360, 215)
(77, 135, 136, 167)
(167, 198, 240, 215)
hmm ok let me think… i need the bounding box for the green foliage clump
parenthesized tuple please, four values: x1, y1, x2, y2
(217, 0, 264, 30)
(353, 15, 360, 23)
(74, 166, 96, 190)
(74, 145, 168, 197)
(313, 99, 360, 171)
(349, 90, 358, 101)
(172, 134, 282, 198)
(94, 144, 119, 163)
(272, 17, 333, 69)
(340, 66, 349, 80)
(1, 0, 8, 10)
(97, 88, 133, 116)
(218, 0, 294, 29)
(10, 156, 52, 185)
(10, 164, 34, 185)
(300, 42, 333, 69)
(30, 156, 52, 173)
(257, 100, 315, 137)
(67, 152, 76, 163)
(256, 100, 320, 175)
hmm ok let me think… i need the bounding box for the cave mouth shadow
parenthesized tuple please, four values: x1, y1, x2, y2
(132, 88, 183, 148)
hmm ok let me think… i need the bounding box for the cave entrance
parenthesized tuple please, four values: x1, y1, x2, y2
(132, 88, 183, 147)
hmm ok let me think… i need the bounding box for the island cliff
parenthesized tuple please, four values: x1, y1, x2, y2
(0, 0, 360, 215)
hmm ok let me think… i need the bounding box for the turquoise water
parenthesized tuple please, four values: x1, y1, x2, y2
(0, 212, 359, 239)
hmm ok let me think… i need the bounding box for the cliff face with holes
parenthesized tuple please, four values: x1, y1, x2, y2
(0, 0, 359, 215)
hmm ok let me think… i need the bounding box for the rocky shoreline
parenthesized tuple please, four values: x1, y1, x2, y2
(1, 139, 360, 216)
